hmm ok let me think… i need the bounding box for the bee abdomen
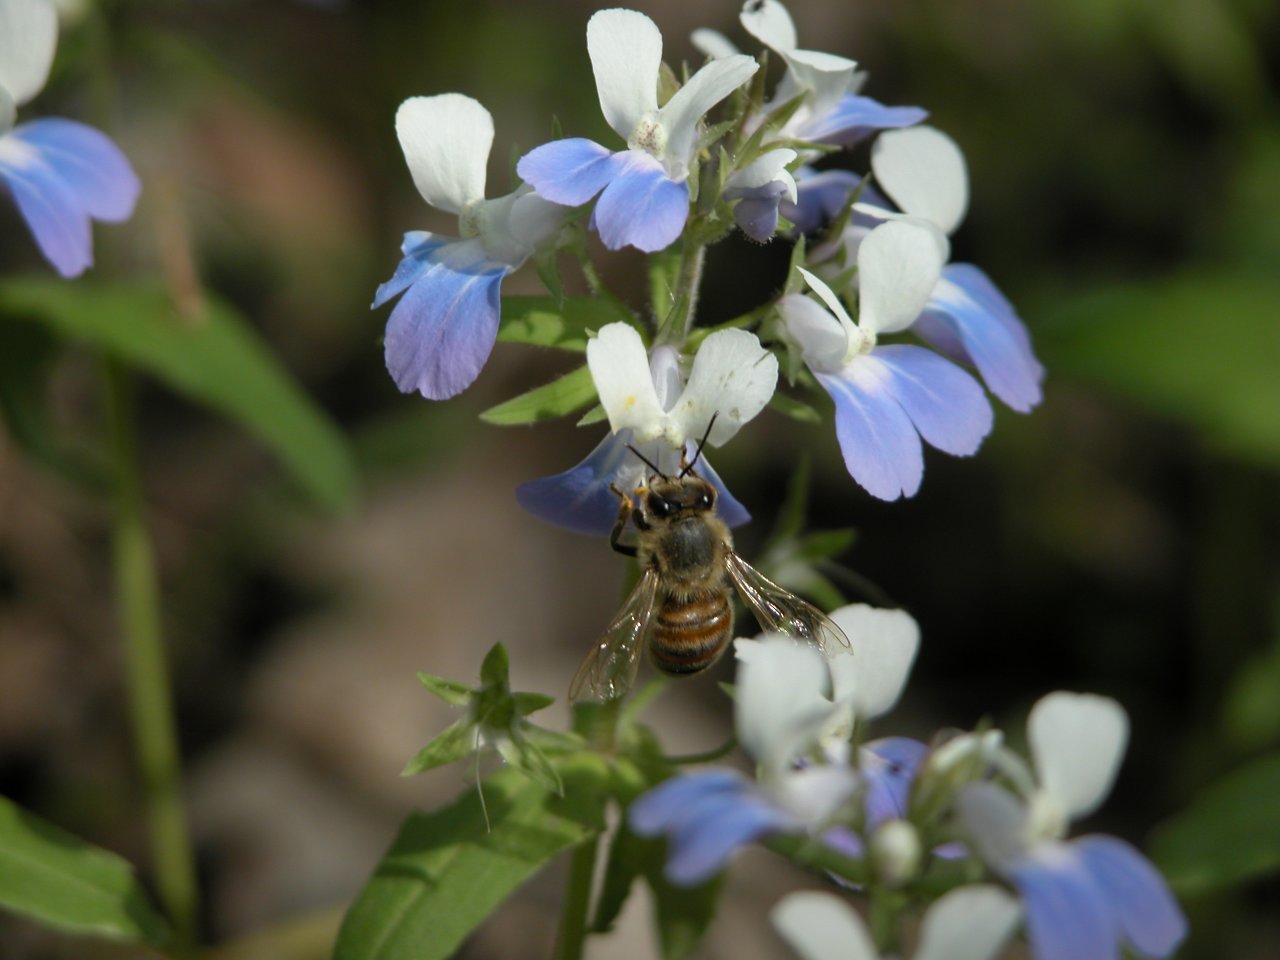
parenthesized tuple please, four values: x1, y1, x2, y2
(650, 591, 733, 677)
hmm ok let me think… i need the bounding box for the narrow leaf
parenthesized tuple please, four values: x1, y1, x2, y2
(0, 279, 355, 509)
(1151, 752, 1280, 896)
(334, 756, 609, 960)
(0, 796, 171, 946)
(498, 296, 630, 352)
(479, 366, 597, 426)
(769, 391, 822, 423)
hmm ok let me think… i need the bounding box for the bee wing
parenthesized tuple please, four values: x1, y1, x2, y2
(725, 551, 851, 655)
(569, 567, 661, 704)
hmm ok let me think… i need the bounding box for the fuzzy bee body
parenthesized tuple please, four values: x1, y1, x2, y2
(569, 463, 851, 704)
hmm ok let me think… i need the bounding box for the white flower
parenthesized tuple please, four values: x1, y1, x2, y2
(585, 323, 778, 449)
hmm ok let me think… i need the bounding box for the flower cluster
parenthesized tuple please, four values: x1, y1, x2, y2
(0, 0, 138, 277)
(631, 611, 1188, 960)
(372, 0, 1044, 524)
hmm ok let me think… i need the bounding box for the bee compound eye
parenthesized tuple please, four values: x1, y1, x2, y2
(698, 492, 713, 509)
(649, 496, 676, 518)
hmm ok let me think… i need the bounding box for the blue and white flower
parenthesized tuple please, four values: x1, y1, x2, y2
(630, 605, 921, 885)
(773, 885, 1021, 960)
(373, 94, 565, 400)
(517, 9, 757, 252)
(0, 0, 139, 278)
(956, 692, 1187, 960)
(777, 226, 993, 501)
(795, 126, 1044, 413)
(516, 333, 757, 535)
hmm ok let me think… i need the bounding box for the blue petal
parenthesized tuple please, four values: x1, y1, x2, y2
(10, 119, 140, 221)
(593, 152, 689, 252)
(784, 169, 893, 235)
(860, 737, 928, 829)
(801, 94, 927, 145)
(516, 138, 622, 207)
(371, 231, 450, 309)
(381, 241, 509, 399)
(816, 364, 924, 501)
(630, 770, 750, 836)
(666, 791, 796, 885)
(872, 344, 994, 457)
(1075, 835, 1187, 957)
(0, 138, 93, 277)
(517, 432, 751, 536)
(916, 263, 1045, 412)
(732, 181, 788, 244)
(1012, 848, 1117, 960)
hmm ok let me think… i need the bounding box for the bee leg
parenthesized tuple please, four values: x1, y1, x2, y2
(608, 484, 639, 557)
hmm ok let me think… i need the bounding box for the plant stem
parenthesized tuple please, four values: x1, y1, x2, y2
(553, 833, 600, 960)
(104, 358, 199, 955)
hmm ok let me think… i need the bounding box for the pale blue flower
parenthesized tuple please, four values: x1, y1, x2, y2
(778, 231, 993, 501)
(0, 0, 139, 278)
(374, 94, 564, 399)
(956, 693, 1187, 960)
(517, 9, 757, 252)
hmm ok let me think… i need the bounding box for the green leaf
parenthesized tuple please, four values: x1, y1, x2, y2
(647, 248, 681, 325)
(647, 857, 724, 960)
(795, 529, 856, 563)
(478, 365, 597, 426)
(497, 296, 630, 352)
(1041, 270, 1280, 467)
(0, 279, 356, 509)
(415, 673, 471, 707)
(1150, 752, 1280, 896)
(400, 719, 476, 777)
(0, 796, 171, 946)
(334, 756, 609, 960)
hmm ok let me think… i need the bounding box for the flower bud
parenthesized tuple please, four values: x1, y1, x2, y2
(869, 818, 921, 887)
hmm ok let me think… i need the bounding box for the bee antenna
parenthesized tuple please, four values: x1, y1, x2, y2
(625, 444, 668, 479)
(680, 413, 718, 478)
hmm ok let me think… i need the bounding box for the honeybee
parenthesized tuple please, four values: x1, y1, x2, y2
(570, 438, 851, 703)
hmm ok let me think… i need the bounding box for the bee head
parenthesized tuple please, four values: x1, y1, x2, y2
(645, 475, 716, 520)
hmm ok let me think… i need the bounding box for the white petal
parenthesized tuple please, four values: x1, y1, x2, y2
(798, 267, 855, 326)
(734, 636, 830, 764)
(777, 292, 848, 373)
(727, 147, 797, 192)
(955, 782, 1033, 872)
(856, 220, 943, 335)
(0, 0, 57, 107)
(648, 344, 683, 412)
(659, 54, 757, 172)
(872, 125, 969, 235)
(772, 892, 879, 960)
(740, 0, 798, 52)
(914, 885, 1022, 960)
(828, 605, 920, 719)
(587, 8, 661, 141)
(778, 48, 857, 118)
(1029, 691, 1129, 820)
(502, 188, 564, 255)
(775, 765, 859, 824)
(396, 94, 492, 214)
(691, 28, 739, 60)
(669, 327, 777, 447)
(586, 323, 668, 441)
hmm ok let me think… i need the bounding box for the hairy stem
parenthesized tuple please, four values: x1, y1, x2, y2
(553, 834, 601, 960)
(105, 358, 199, 954)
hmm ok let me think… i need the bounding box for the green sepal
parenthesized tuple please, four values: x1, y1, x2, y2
(479, 365, 597, 426)
(496, 732, 563, 795)
(512, 692, 555, 716)
(577, 403, 608, 427)
(498, 295, 631, 352)
(480, 642, 510, 687)
(769, 391, 822, 423)
(0, 796, 172, 947)
(415, 672, 471, 706)
(400, 718, 476, 777)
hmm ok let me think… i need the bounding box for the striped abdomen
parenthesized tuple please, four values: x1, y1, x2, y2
(649, 588, 734, 677)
